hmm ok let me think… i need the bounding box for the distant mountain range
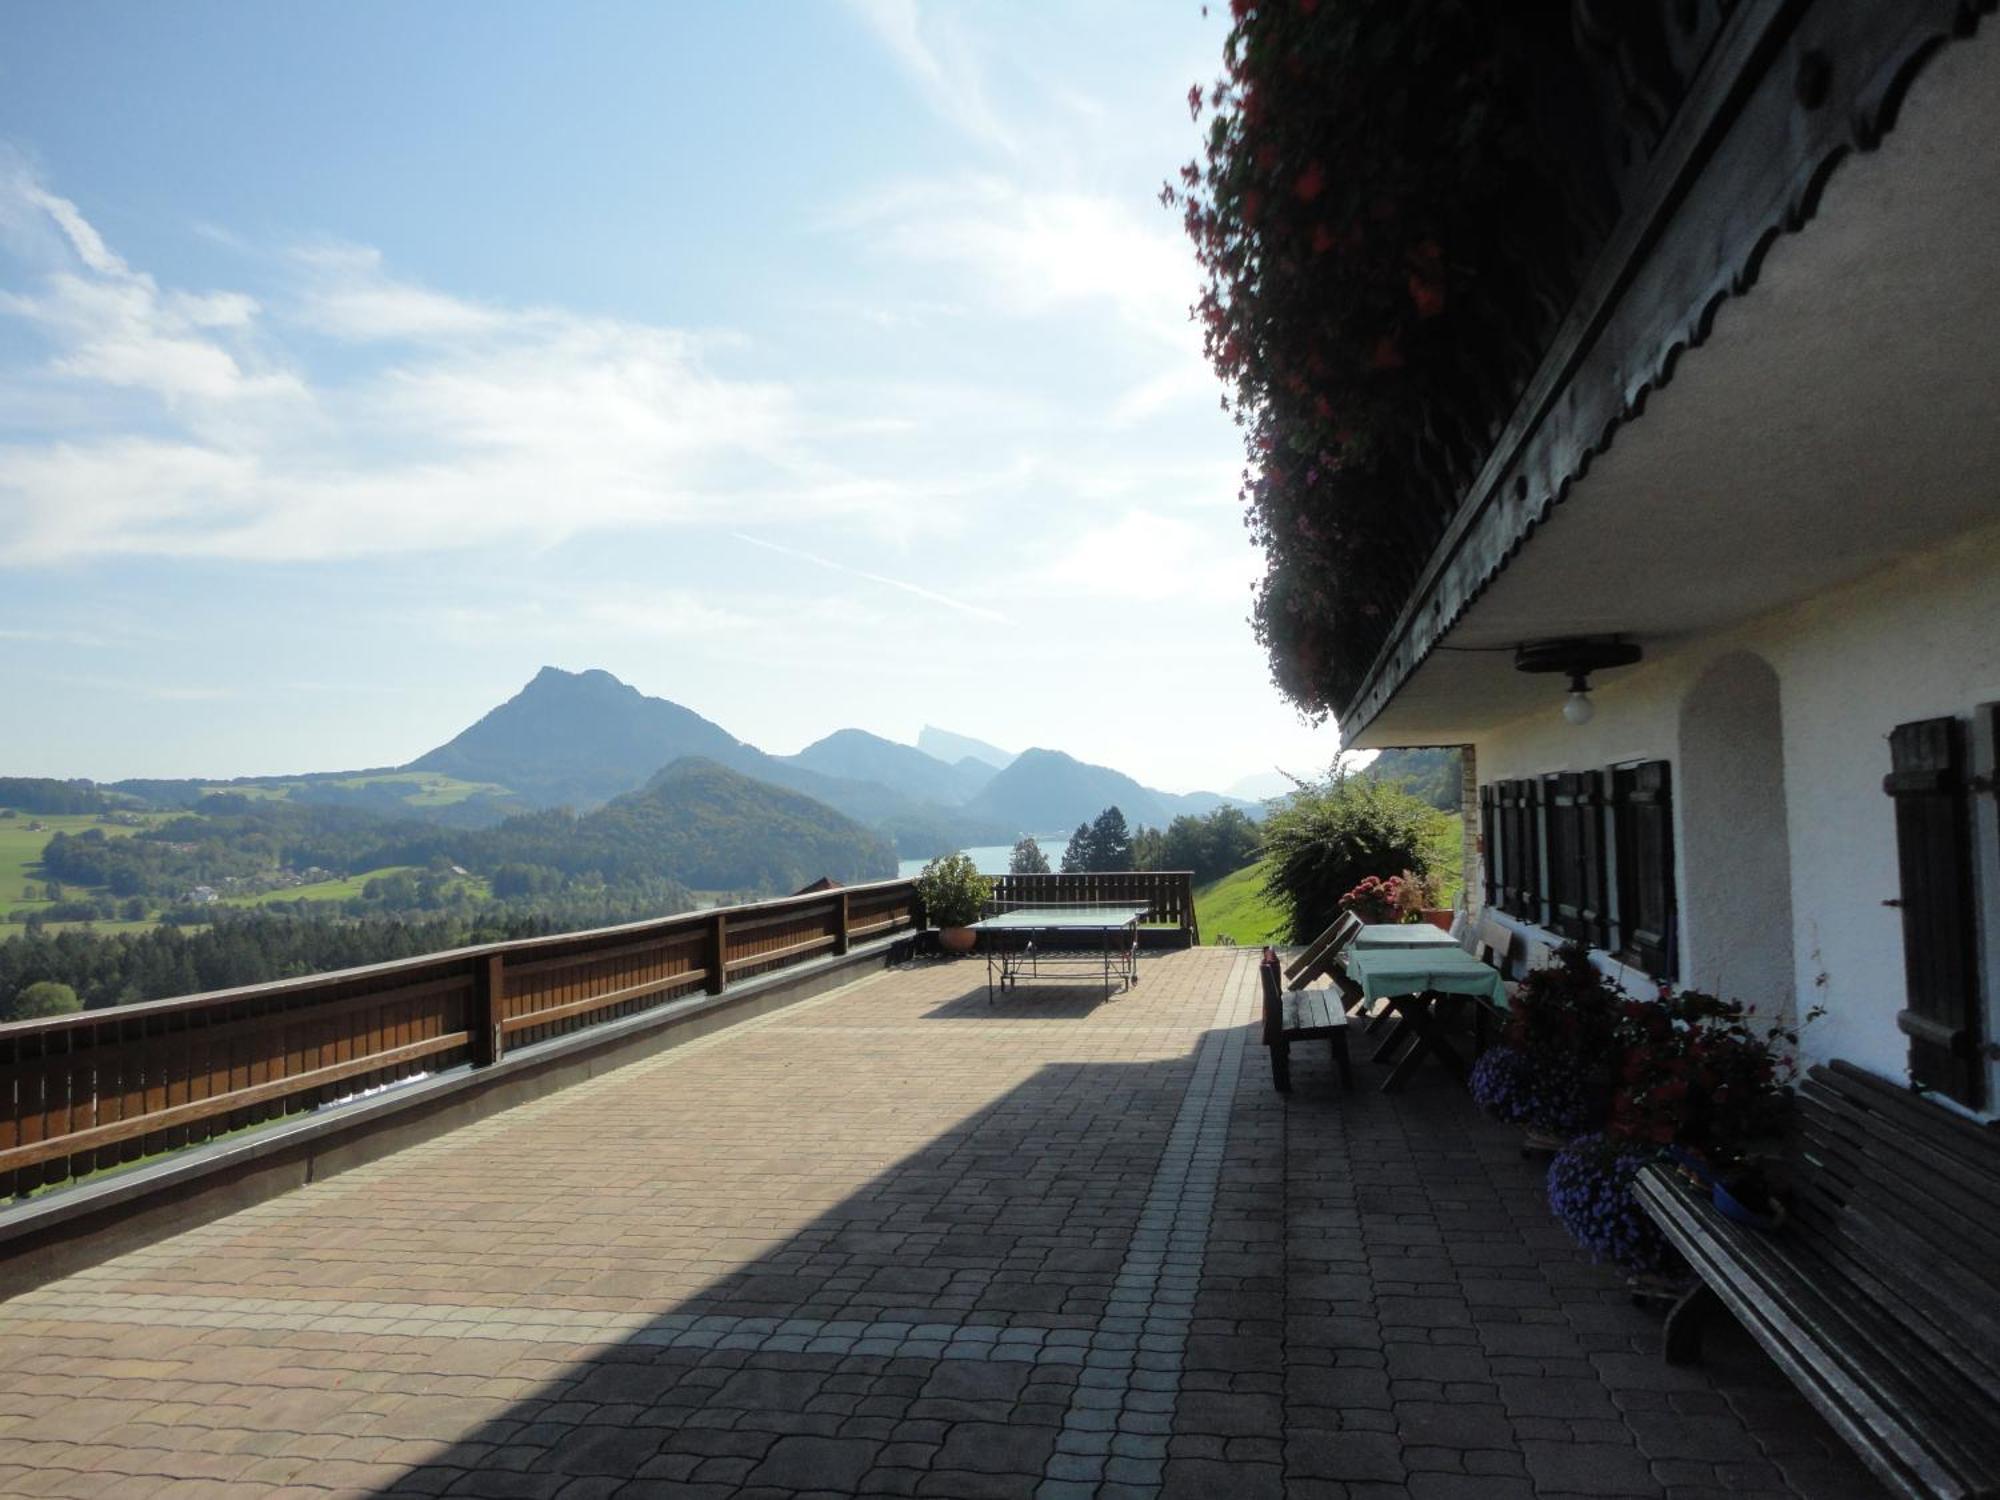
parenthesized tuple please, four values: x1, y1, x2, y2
(99, 666, 1267, 860)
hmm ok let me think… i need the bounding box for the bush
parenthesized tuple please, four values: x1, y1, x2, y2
(1547, 1133, 1673, 1274)
(915, 853, 992, 928)
(1259, 772, 1446, 942)
(9, 980, 80, 1021)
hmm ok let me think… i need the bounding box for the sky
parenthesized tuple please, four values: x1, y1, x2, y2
(0, 2, 1350, 797)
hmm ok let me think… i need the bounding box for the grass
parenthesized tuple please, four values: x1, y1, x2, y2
(219, 865, 491, 908)
(197, 771, 509, 808)
(1195, 858, 1290, 948)
(0, 810, 170, 918)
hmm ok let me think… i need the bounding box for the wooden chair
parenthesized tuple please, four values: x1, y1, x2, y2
(1259, 949, 1351, 1094)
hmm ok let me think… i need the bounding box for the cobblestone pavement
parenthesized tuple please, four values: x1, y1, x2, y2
(0, 949, 1885, 1499)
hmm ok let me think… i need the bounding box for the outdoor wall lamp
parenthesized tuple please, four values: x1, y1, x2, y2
(1514, 638, 1643, 727)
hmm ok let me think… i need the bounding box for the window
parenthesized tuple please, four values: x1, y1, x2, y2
(1884, 716, 1983, 1108)
(1478, 760, 1674, 980)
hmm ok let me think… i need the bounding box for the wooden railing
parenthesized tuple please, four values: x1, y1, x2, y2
(0, 879, 919, 1199)
(985, 871, 1198, 945)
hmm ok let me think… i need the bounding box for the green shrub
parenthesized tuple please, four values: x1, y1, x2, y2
(915, 853, 992, 928)
(1258, 771, 1448, 943)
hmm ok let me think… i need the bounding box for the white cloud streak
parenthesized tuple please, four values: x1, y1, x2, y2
(730, 530, 1007, 622)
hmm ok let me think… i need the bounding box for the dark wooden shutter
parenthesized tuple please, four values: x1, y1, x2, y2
(1613, 761, 1675, 978)
(1497, 779, 1541, 919)
(1547, 772, 1611, 948)
(1884, 717, 1983, 1108)
(1546, 775, 1580, 939)
(1479, 784, 1497, 911)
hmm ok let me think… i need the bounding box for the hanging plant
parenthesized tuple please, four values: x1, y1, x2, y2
(1168, 0, 1618, 716)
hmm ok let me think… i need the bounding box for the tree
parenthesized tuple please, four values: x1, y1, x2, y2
(10, 980, 80, 1021)
(1009, 836, 1051, 875)
(1131, 825, 1166, 873)
(1259, 770, 1449, 943)
(1061, 821, 1093, 873)
(1088, 807, 1134, 872)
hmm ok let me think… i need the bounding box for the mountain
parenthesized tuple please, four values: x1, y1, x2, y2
(575, 758, 896, 891)
(1158, 789, 1264, 821)
(784, 729, 993, 804)
(409, 666, 743, 808)
(917, 726, 1015, 771)
(1356, 747, 1462, 813)
(965, 748, 1174, 833)
(1227, 769, 1297, 802)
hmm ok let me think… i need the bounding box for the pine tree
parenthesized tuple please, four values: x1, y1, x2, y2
(1088, 807, 1134, 872)
(1009, 836, 1051, 875)
(1061, 821, 1093, 872)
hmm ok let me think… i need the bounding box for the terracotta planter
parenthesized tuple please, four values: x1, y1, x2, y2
(1422, 909, 1454, 932)
(937, 926, 978, 954)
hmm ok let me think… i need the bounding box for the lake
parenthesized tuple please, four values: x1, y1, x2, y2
(897, 837, 1070, 880)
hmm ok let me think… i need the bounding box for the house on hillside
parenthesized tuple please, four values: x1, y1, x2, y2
(1320, 9, 2000, 1116)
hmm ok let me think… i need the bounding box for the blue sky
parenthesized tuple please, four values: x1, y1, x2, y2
(0, 2, 1349, 795)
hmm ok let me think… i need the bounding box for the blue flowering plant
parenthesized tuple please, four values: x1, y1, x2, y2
(1469, 1044, 1600, 1139)
(1547, 1132, 1674, 1274)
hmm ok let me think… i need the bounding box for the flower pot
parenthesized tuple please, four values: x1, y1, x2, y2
(1422, 908, 1454, 932)
(937, 926, 977, 954)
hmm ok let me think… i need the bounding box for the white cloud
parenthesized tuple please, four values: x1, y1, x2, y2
(847, 175, 1199, 353)
(0, 164, 943, 565)
(844, 0, 1020, 157)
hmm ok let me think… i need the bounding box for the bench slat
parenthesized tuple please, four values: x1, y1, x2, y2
(1798, 1113, 2000, 1325)
(1280, 987, 1345, 1039)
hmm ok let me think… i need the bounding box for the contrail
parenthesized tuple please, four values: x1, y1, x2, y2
(730, 531, 1007, 622)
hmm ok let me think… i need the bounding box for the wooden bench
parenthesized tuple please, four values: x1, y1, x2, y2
(1259, 949, 1351, 1094)
(1633, 1060, 2000, 1500)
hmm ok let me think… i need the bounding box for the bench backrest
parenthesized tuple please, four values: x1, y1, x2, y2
(1285, 911, 1362, 986)
(1473, 913, 1515, 974)
(1259, 950, 1284, 1045)
(1793, 1060, 2000, 1402)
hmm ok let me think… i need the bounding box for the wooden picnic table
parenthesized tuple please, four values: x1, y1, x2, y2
(1339, 946, 1510, 1093)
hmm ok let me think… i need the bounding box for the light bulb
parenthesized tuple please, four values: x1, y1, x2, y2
(1562, 690, 1595, 726)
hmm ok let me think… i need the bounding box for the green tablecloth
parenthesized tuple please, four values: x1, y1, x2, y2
(1354, 923, 1460, 950)
(1342, 947, 1510, 1009)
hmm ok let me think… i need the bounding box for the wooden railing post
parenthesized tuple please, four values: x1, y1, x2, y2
(471, 953, 503, 1066)
(835, 891, 851, 956)
(708, 912, 729, 995)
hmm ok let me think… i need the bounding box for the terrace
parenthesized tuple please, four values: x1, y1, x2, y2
(0, 909, 1883, 1498)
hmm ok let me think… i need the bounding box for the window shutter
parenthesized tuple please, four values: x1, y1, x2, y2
(1884, 717, 1983, 1108)
(1547, 774, 1583, 940)
(1613, 762, 1675, 979)
(1499, 779, 1541, 919)
(1547, 772, 1611, 948)
(1479, 784, 1497, 911)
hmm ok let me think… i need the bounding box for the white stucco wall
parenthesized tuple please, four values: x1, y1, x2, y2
(1467, 518, 2000, 1107)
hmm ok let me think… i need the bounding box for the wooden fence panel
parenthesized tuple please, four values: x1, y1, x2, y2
(0, 878, 920, 1199)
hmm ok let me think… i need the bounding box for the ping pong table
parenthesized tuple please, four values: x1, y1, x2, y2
(967, 904, 1150, 1002)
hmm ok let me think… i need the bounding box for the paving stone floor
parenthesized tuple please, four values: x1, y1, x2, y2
(0, 949, 1886, 1498)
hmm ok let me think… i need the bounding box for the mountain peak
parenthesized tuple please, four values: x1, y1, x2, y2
(917, 725, 1015, 771)
(409, 668, 741, 808)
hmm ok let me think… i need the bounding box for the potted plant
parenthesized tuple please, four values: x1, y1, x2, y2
(1394, 868, 1453, 931)
(916, 853, 992, 954)
(1547, 1133, 1675, 1276)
